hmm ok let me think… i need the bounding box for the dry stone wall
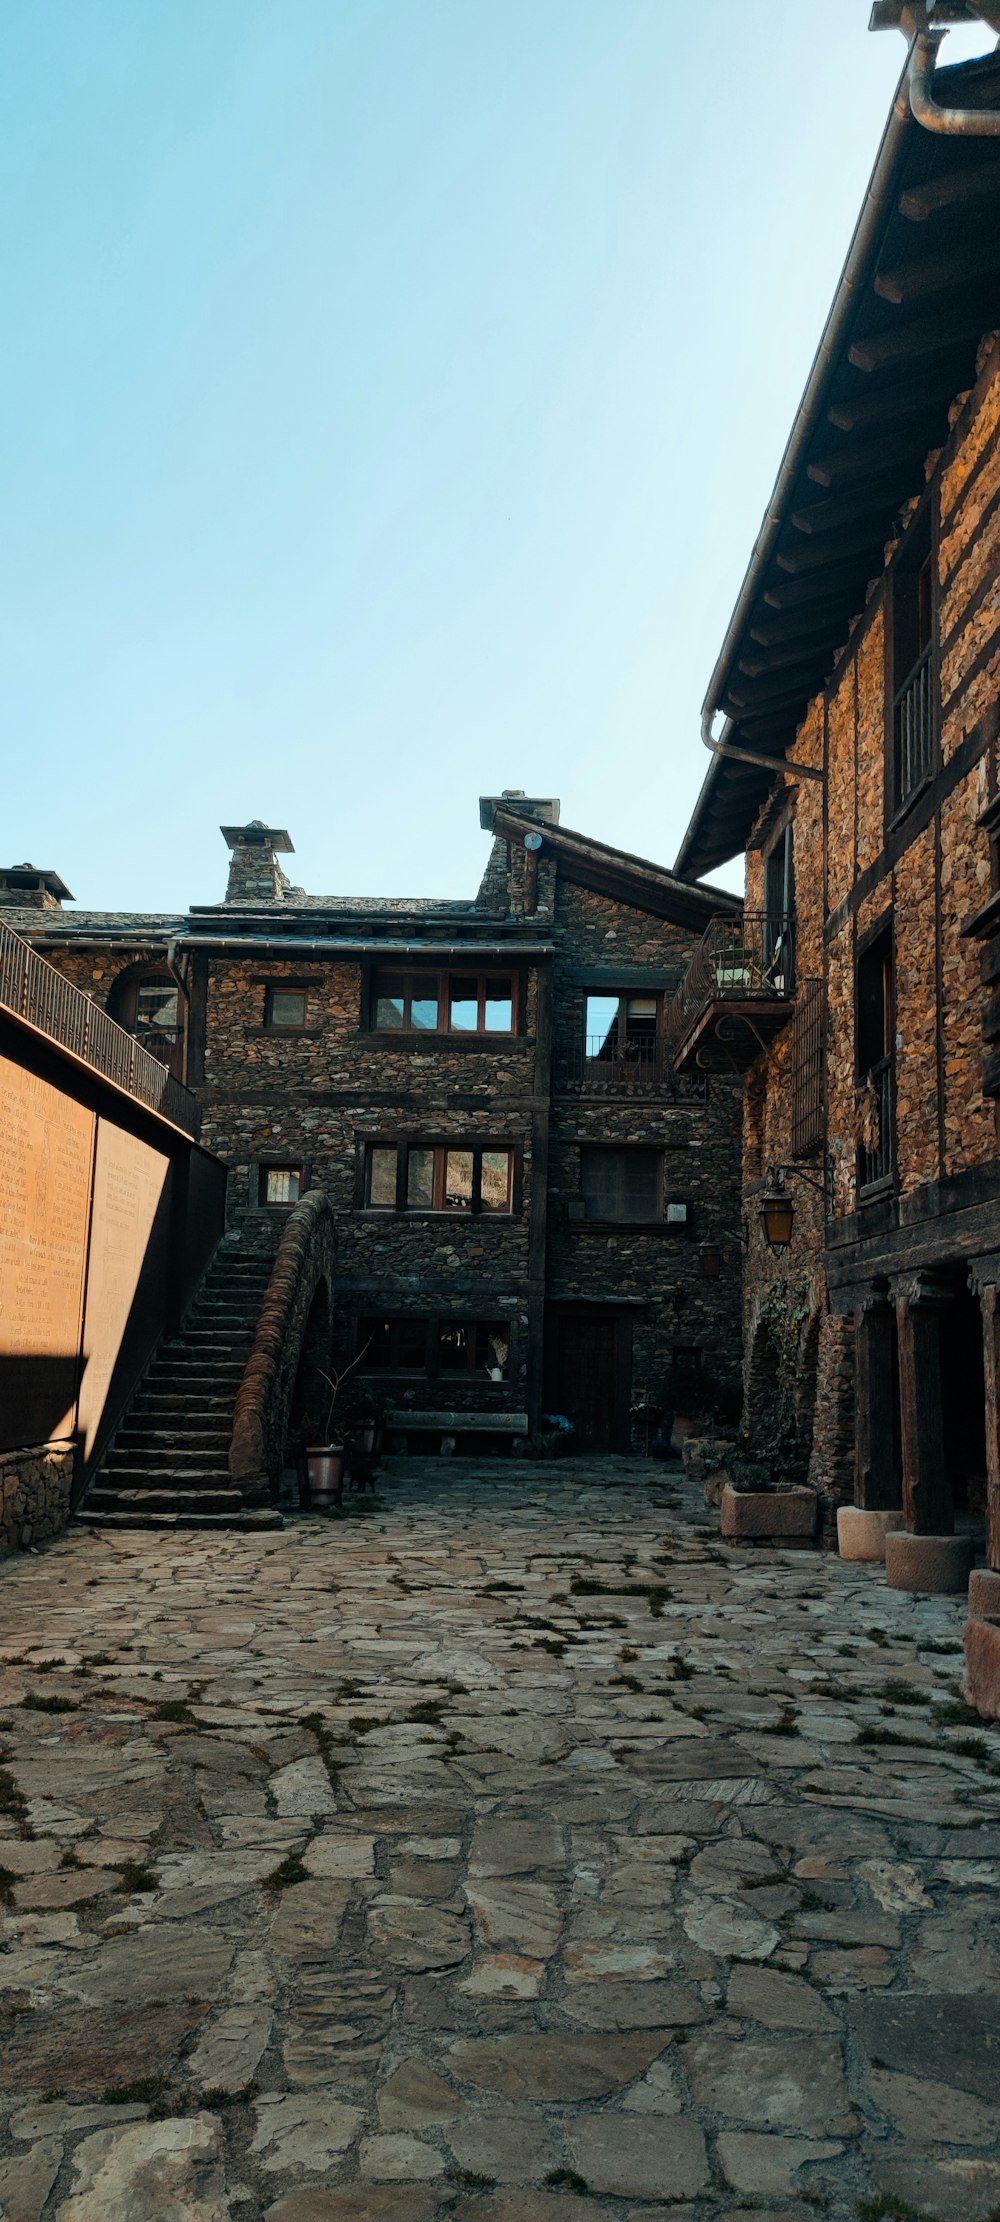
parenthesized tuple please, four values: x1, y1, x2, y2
(0, 1443, 74, 1556)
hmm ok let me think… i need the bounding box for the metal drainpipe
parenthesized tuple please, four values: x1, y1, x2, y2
(700, 706, 826, 783)
(909, 23, 1000, 131)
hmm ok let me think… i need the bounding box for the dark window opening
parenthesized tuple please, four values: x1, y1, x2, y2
(580, 1146, 662, 1222)
(891, 507, 935, 813)
(762, 822, 795, 992)
(358, 1316, 510, 1378)
(856, 926, 895, 1194)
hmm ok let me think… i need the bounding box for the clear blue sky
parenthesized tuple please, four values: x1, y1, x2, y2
(2, 4, 991, 913)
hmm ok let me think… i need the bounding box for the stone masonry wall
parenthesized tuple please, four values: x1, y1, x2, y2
(741, 334, 1000, 1501)
(0, 1443, 75, 1556)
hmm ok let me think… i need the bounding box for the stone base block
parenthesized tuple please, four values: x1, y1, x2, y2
(721, 1484, 818, 1541)
(968, 1568, 1000, 1624)
(884, 1531, 975, 1594)
(962, 1615, 1000, 1722)
(836, 1505, 905, 1563)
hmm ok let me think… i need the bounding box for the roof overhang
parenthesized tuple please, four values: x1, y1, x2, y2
(676, 49, 1000, 880)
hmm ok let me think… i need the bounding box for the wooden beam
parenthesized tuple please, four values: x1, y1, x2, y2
(790, 470, 910, 536)
(763, 557, 875, 612)
(738, 632, 843, 676)
(900, 163, 1000, 222)
(849, 316, 982, 376)
(748, 603, 851, 648)
(827, 370, 960, 433)
(775, 522, 885, 576)
(806, 425, 937, 489)
(726, 658, 827, 711)
(874, 238, 1000, 306)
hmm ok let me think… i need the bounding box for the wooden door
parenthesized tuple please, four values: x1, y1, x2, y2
(550, 1308, 631, 1452)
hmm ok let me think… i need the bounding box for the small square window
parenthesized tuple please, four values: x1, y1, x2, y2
(262, 1165, 302, 1206)
(266, 988, 307, 1029)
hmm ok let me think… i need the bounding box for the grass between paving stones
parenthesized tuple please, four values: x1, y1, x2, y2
(545, 2169, 591, 2195)
(264, 1852, 310, 1892)
(0, 1764, 32, 1835)
(855, 2196, 945, 2222)
(447, 2169, 497, 2191)
(21, 1691, 78, 1714)
(0, 1865, 16, 1907)
(567, 1576, 670, 1615)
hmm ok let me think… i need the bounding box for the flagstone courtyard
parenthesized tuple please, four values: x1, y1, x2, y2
(1, 1457, 1000, 2222)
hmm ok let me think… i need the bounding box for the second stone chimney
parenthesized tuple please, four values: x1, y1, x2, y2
(220, 821, 294, 904)
(0, 863, 73, 912)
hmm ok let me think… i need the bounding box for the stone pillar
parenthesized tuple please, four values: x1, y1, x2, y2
(854, 1285, 901, 1512)
(892, 1271, 953, 1537)
(969, 1257, 1000, 1574)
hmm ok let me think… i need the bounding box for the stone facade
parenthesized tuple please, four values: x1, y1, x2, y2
(6, 798, 744, 1458)
(0, 1442, 74, 1556)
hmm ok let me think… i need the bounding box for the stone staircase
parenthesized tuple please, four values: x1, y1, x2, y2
(78, 1245, 284, 1531)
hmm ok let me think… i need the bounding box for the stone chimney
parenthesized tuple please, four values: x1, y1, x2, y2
(479, 789, 561, 831)
(0, 864, 73, 912)
(220, 821, 294, 904)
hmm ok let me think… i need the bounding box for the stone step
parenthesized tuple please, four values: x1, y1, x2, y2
(98, 1464, 232, 1490)
(85, 1485, 246, 1515)
(77, 1508, 284, 1532)
(107, 1444, 231, 1468)
(115, 1425, 231, 1445)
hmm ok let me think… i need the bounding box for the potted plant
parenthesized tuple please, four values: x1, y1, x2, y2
(306, 1344, 371, 1510)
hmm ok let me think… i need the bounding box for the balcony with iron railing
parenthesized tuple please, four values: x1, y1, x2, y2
(558, 1032, 708, 1100)
(0, 920, 199, 1137)
(668, 912, 796, 1076)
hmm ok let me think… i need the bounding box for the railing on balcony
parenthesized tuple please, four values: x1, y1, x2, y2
(562, 1032, 705, 1099)
(0, 920, 199, 1137)
(893, 643, 934, 808)
(857, 1053, 895, 1196)
(124, 1021, 185, 1080)
(668, 912, 795, 1047)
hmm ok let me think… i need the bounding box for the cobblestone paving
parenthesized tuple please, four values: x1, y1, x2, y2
(2, 1457, 1000, 2222)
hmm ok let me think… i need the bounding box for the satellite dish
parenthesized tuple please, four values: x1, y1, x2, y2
(523, 830, 543, 851)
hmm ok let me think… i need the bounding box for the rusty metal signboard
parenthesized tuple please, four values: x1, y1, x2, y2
(0, 1054, 95, 1448)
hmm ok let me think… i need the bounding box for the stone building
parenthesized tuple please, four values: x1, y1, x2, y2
(3, 795, 742, 1466)
(672, 44, 1000, 1705)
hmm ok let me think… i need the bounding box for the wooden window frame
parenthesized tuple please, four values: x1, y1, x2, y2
(366, 965, 521, 1039)
(356, 1314, 516, 1379)
(578, 1144, 667, 1225)
(582, 988, 665, 1059)
(886, 491, 939, 830)
(264, 985, 310, 1032)
(258, 1161, 305, 1208)
(362, 1140, 519, 1215)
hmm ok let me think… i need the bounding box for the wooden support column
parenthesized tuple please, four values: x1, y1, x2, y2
(970, 1257, 1000, 1573)
(854, 1285, 901, 1512)
(892, 1271, 953, 1536)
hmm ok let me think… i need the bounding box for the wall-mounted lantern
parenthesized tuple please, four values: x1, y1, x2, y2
(755, 1160, 833, 1253)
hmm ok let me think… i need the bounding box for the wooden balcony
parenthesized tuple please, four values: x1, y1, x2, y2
(668, 913, 795, 1076)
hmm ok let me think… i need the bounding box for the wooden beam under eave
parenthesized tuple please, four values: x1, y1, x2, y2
(790, 470, 910, 536)
(748, 601, 852, 648)
(874, 240, 1000, 306)
(807, 425, 937, 488)
(726, 657, 826, 709)
(849, 317, 983, 377)
(738, 633, 843, 677)
(775, 523, 885, 577)
(826, 367, 963, 433)
(900, 163, 1000, 222)
(763, 557, 877, 612)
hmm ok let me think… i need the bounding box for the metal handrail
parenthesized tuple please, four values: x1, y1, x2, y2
(667, 912, 795, 1046)
(893, 642, 934, 807)
(0, 919, 199, 1137)
(558, 1034, 707, 1099)
(857, 1052, 895, 1195)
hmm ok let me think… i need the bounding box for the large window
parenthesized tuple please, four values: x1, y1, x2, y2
(890, 506, 935, 815)
(365, 1142, 515, 1213)
(580, 1147, 665, 1222)
(371, 969, 516, 1036)
(358, 1317, 511, 1377)
(584, 991, 662, 1068)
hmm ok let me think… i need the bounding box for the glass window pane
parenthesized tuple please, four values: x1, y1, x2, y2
(449, 976, 479, 1031)
(444, 1150, 473, 1209)
(484, 978, 513, 1032)
(480, 1150, 512, 1212)
(585, 995, 620, 1060)
(269, 989, 307, 1028)
(397, 1319, 428, 1369)
(477, 1322, 509, 1377)
(264, 1166, 301, 1205)
(438, 1322, 470, 1371)
(368, 1147, 397, 1207)
(375, 996, 405, 1029)
(625, 995, 658, 1038)
(360, 1318, 391, 1367)
(407, 1149, 435, 1208)
(411, 996, 439, 1030)
(136, 980, 179, 1028)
